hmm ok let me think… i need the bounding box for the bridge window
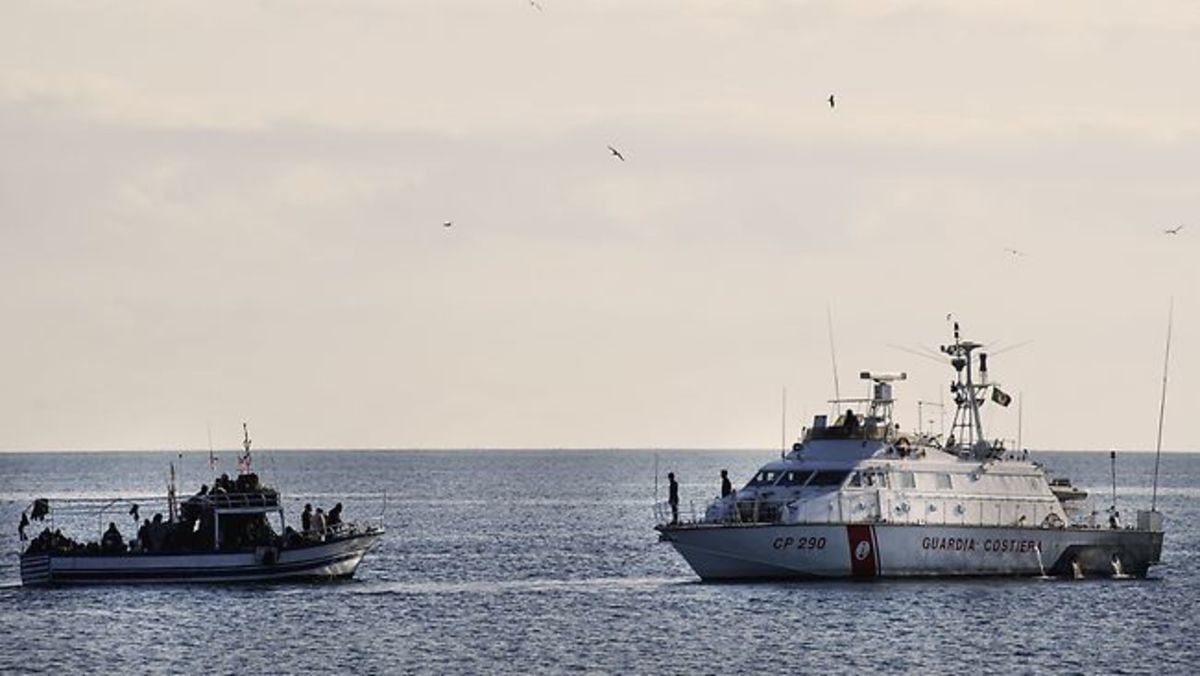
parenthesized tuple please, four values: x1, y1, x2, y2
(897, 472, 916, 489)
(746, 470, 783, 487)
(808, 470, 852, 487)
(777, 470, 814, 486)
(936, 474, 954, 490)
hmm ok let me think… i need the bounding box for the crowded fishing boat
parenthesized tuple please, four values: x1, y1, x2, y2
(18, 425, 383, 585)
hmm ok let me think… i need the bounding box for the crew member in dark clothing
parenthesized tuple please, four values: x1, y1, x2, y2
(18, 513, 29, 541)
(667, 472, 680, 525)
(101, 522, 125, 554)
(843, 408, 859, 434)
(327, 503, 343, 527)
(137, 519, 150, 551)
(302, 504, 313, 532)
(720, 470, 732, 498)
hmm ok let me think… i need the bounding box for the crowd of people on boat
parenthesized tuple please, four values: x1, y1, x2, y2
(20, 474, 355, 556)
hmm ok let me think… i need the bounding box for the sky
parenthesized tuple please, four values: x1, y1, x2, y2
(1, 0, 1197, 452)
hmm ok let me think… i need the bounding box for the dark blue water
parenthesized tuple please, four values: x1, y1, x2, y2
(1, 450, 1197, 674)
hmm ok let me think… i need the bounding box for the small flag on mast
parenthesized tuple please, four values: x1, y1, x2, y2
(991, 386, 1013, 407)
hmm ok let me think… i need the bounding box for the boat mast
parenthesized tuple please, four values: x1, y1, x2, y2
(941, 322, 991, 457)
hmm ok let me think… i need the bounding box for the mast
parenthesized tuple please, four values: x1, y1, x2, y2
(940, 322, 1001, 458)
(1151, 299, 1173, 512)
(239, 422, 253, 475)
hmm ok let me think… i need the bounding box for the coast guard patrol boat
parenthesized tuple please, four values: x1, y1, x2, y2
(656, 324, 1165, 580)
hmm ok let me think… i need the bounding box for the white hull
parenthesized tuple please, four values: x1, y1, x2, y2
(20, 530, 382, 586)
(659, 523, 1162, 580)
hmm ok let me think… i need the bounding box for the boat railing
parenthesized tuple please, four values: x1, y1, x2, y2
(653, 500, 700, 526)
(663, 490, 1080, 531)
(195, 492, 281, 510)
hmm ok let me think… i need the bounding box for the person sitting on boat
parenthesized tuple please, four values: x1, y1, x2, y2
(327, 503, 343, 528)
(1109, 509, 1122, 529)
(101, 522, 126, 554)
(213, 473, 233, 494)
(301, 504, 313, 532)
(313, 508, 327, 538)
(18, 512, 29, 542)
(720, 470, 732, 498)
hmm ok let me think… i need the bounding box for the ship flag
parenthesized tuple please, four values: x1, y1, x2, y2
(991, 386, 1013, 407)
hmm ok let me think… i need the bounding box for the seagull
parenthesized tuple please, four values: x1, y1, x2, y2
(1004, 247, 1026, 257)
(607, 145, 625, 162)
(528, 0, 543, 10)
(828, 94, 835, 109)
(1164, 225, 1184, 235)
(443, 221, 453, 228)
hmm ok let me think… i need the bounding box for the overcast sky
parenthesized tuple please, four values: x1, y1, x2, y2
(1, 1, 1197, 451)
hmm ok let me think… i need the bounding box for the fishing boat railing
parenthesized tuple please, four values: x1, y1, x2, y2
(196, 492, 281, 510)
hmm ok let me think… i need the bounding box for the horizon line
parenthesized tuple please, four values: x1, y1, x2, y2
(0, 446, 1196, 455)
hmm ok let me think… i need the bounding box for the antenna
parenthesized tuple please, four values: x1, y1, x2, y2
(207, 422, 216, 480)
(1110, 450, 1118, 515)
(780, 387, 787, 458)
(1017, 392, 1023, 453)
(917, 400, 942, 437)
(826, 304, 842, 415)
(653, 452, 659, 505)
(1151, 298, 1174, 512)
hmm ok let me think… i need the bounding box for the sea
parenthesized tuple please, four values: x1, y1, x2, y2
(1, 449, 1197, 675)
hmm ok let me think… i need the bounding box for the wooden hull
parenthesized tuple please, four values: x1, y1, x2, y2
(20, 530, 382, 586)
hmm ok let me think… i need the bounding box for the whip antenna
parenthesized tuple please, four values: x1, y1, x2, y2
(1152, 298, 1173, 512)
(826, 304, 842, 415)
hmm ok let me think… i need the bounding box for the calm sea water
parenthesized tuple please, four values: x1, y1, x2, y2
(1, 450, 1197, 674)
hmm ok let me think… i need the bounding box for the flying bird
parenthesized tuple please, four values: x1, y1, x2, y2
(1164, 225, 1184, 235)
(443, 221, 453, 228)
(607, 145, 625, 162)
(528, 0, 543, 10)
(828, 94, 835, 109)
(1003, 247, 1026, 257)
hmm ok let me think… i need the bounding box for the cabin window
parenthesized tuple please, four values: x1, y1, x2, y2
(936, 474, 953, 490)
(847, 472, 863, 488)
(897, 472, 916, 489)
(808, 470, 852, 487)
(777, 470, 814, 486)
(746, 470, 783, 487)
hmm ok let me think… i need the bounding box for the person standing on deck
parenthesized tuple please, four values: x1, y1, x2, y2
(667, 473, 680, 525)
(301, 504, 313, 533)
(720, 470, 733, 498)
(18, 512, 29, 541)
